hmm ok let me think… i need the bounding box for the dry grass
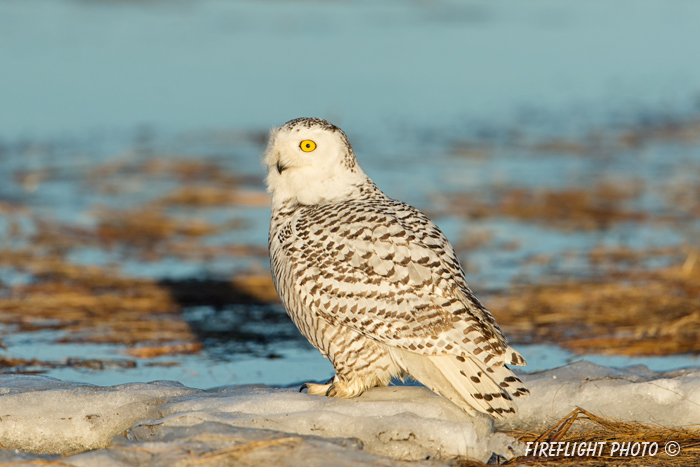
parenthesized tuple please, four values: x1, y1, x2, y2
(87, 158, 242, 186)
(0, 248, 278, 350)
(2, 140, 699, 377)
(505, 408, 700, 466)
(529, 139, 592, 155)
(529, 119, 700, 157)
(0, 155, 283, 372)
(450, 407, 700, 466)
(0, 355, 137, 373)
(12, 156, 270, 261)
(154, 186, 270, 207)
(494, 183, 645, 229)
(0, 249, 193, 345)
(447, 116, 700, 231)
(84, 157, 269, 206)
(618, 119, 700, 149)
(451, 117, 700, 162)
(3, 214, 699, 366)
(94, 208, 218, 252)
(664, 180, 700, 219)
(123, 343, 203, 358)
(26, 213, 264, 262)
(491, 249, 700, 356)
(448, 182, 647, 230)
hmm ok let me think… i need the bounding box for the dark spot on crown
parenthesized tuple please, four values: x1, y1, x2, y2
(282, 117, 340, 132)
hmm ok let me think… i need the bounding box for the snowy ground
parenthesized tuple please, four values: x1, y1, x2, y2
(1, 361, 699, 465)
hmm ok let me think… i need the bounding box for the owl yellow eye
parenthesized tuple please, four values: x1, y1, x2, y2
(300, 140, 316, 152)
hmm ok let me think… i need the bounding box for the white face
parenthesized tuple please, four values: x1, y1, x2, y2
(264, 119, 366, 206)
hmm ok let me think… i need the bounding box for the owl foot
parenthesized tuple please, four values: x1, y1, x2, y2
(300, 376, 336, 395)
(300, 376, 365, 398)
(300, 382, 332, 395)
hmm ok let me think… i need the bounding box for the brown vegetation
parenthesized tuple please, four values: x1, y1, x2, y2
(154, 186, 270, 207)
(448, 182, 648, 230)
(0, 248, 277, 347)
(508, 408, 700, 466)
(0, 155, 277, 372)
(2, 122, 699, 379)
(492, 249, 700, 356)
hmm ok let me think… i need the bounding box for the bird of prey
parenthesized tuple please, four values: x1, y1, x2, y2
(265, 117, 528, 418)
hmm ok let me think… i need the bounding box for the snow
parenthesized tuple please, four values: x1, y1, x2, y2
(69, 424, 441, 467)
(500, 361, 700, 431)
(2, 361, 700, 465)
(0, 376, 196, 454)
(152, 385, 510, 462)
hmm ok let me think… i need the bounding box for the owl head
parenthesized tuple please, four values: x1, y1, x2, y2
(264, 118, 367, 206)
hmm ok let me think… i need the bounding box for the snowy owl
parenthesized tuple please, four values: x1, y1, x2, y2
(265, 117, 529, 418)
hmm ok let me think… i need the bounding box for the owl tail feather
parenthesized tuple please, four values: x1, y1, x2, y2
(389, 348, 529, 419)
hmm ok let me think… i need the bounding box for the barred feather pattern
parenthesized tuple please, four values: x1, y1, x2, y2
(266, 118, 529, 418)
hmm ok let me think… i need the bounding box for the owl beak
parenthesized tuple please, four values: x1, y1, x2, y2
(276, 160, 289, 174)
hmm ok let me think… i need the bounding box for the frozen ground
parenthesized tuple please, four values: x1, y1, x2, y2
(1, 361, 699, 465)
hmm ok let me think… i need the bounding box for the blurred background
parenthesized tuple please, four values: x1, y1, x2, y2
(1, 0, 699, 388)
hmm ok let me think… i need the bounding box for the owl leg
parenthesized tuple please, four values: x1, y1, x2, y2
(299, 350, 396, 399)
(325, 339, 399, 398)
(325, 376, 367, 398)
(298, 328, 400, 399)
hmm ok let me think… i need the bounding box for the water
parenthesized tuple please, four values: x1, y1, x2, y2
(4, 329, 334, 388)
(3, 0, 700, 140)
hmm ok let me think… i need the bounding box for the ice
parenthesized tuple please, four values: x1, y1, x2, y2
(0, 375, 197, 454)
(0, 375, 515, 464)
(68, 424, 440, 467)
(3, 362, 700, 466)
(501, 361, 700, 430)
(149, 385, 512, 462)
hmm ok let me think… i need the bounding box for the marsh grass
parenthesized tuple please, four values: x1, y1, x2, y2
(508, 408, 700, 466)
(2, 121, 699, 371)
(448, 408, 700, 466)
(0, 155, 277, 370)
(492, 249, 700, 356)
(447, 182, 648, 230)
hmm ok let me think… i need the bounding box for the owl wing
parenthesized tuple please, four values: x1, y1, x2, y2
(290, 199, 517, 367)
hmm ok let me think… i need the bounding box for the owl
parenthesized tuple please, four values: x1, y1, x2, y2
(265, 117, 528, 418)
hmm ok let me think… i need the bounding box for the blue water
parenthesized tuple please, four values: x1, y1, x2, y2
(2, 0, 700, 140)
(5, 326, 699, 389)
